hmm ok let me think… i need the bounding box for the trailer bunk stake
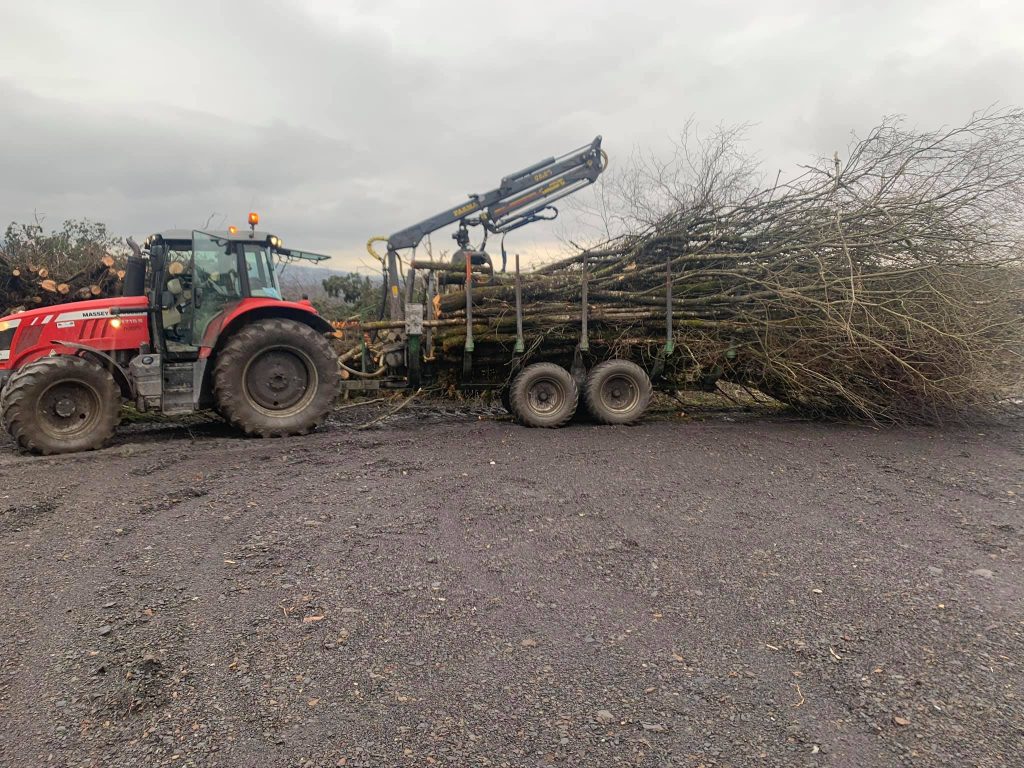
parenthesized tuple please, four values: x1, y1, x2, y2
(514, 253, 525, 354)
(652, 253, 674, 379)
(463, 255, 474, 379)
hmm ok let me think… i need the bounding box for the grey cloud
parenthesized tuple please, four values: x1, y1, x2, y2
(1, 0, 1022, 271)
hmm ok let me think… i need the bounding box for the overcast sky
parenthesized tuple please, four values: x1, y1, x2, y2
(2, 0, 1023, 272)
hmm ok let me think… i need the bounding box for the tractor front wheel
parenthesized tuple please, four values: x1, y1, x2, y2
(1, 355, 120, 454)
(213, 319, 340, 438)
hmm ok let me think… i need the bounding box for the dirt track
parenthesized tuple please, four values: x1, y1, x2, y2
(0, 405, 1021, 767)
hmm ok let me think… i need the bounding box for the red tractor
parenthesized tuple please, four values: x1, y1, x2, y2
(0, 218, 341, 454)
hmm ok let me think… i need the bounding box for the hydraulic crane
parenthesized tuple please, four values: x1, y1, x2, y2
(368, 136, 606, 320)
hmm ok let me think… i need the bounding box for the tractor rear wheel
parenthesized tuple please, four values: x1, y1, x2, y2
(584, 359, 652, 425)
(1, 355, 120, 454)
(510, 362, 577, 428)
(213, 318, 339, 438)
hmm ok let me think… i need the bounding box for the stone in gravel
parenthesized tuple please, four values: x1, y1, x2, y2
(927, 566, 944, 575)
(520, 638, 538, 648)
(971, 568, 994, 579)
(642, 722, 667, 733)
(595, 710, 614, 724)
(98, 625, 112, 636)
(893, 715, 911, 726)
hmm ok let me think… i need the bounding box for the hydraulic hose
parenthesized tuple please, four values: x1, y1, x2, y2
(366, 236, 387, 263)
(340, 361, 387, 378)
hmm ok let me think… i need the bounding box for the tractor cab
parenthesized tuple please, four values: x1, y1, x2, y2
(143, 221, 329, 357)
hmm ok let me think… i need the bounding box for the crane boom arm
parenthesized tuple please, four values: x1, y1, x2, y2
(386, 136, 605, 252)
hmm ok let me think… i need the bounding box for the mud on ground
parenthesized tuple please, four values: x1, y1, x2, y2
(0, 402, 1021, 767)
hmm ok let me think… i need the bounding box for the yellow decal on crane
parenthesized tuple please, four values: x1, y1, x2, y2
(452, 202, 479, 217)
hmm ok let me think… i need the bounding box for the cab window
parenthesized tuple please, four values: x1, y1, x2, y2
(243, 244, 281, 299)
(191, 231, 242, 346)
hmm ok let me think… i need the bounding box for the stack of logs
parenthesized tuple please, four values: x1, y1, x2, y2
(0, 253, 126, 316)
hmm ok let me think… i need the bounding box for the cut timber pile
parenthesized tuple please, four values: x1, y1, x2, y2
(430, 112, 1024, 423)
(0, 252, 125, 317)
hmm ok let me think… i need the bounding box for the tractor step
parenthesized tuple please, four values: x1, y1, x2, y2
(161, 362, 195, 415)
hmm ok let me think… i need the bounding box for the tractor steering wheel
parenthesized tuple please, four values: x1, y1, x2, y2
(202, 272, 232, 298)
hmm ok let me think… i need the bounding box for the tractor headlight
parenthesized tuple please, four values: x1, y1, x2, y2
(0, 318, 18, 360)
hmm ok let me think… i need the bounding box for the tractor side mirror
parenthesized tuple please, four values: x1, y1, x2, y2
(160, 291, 175, 310)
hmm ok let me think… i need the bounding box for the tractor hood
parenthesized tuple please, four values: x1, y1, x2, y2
(0, 296, 150, 372)
(1, 295, 149, 326)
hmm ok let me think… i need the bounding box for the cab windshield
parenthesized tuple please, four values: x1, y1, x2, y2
(243, 243, 281, 299)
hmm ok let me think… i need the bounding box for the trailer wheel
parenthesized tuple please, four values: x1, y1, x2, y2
(213, 318, 340, 438)
(510, 363, 577, 428)
(584, 360, 652, 425)
(1, 356, 120, 454)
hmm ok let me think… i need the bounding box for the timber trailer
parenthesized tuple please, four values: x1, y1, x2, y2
(0, 217, 340, 454)
(345, 136, 654, 428)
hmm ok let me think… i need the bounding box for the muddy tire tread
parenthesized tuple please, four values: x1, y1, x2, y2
(1, 356, 120, 455)
(213, 318, 339, 438)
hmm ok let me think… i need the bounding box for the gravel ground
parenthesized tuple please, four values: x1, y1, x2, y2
(0, 405, 1021, 767)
